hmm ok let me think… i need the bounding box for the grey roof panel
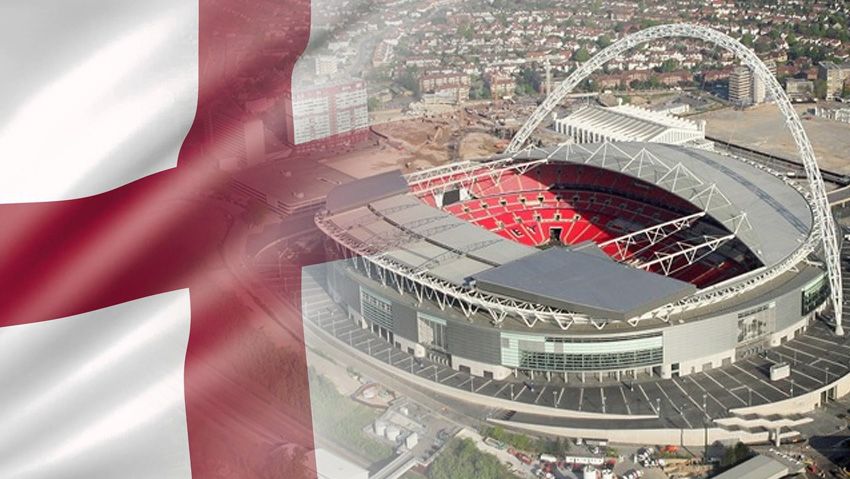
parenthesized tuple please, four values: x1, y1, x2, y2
(711, 455, 789, 479)
(472, 247, 696, 320)
(325, 170, 409, 214)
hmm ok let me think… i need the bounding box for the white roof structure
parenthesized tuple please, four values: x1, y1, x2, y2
(555, 104, 713, 150)
(711, 454, 791, 479)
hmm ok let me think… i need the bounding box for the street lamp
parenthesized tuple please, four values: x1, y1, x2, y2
(656, 398, 661, 416)
(510, 383, 515, 400)
(602, 389, 606, 414)
(553, 390, 558, 407)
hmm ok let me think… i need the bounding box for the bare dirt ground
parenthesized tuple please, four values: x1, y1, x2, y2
(458, 131, 503, 160)
(693, 103, 850, 173)
(319, 145, 407, 179)
(321, 103, 522, 178)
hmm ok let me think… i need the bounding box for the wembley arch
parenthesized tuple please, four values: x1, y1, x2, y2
(507, 23, 845, 335)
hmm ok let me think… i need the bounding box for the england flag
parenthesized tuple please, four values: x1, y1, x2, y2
(0, 1, 316, 477)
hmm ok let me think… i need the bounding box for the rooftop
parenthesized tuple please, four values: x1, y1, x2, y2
(472, 246, 696, 320)
(711, 454, 790, 479)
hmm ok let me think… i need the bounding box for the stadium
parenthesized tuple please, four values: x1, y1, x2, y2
(315, 140, 826, 381)
(300, 25, 850, 444)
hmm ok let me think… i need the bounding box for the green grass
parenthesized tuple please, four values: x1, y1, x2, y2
(402, 469, 429, 479)
(308, 369, 394, 463)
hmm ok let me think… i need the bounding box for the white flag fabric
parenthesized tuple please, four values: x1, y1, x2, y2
(0, 0, 315, 478)
(0, 0, 198, 203)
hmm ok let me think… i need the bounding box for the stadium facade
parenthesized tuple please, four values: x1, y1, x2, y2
(315, 141, 829, 383)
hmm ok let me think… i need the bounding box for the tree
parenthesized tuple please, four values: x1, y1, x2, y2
(516, 66, 543, 95)
(597, 35, 612, 49)
(814, 79, 827, 99)
(428, 438, 519, 479)
(367, 97, 381, 111)
(574, 47, 591, 63)
(660, 59, 679, 73)
(843, 82, 850, 100)
(398, 70, 421, 99)
(786, 32, 798, 46)
(741, 33, 755, 48)
(754, 38, 772, 53)
(721, 442, 753, 467)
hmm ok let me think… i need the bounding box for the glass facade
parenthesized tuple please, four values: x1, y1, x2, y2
(417, 313, 448, 351)
(736, 303, 775, 344)
(360, 288, 393, 331)
(802, 274, 829, 316)
(501, 332, 663, 372)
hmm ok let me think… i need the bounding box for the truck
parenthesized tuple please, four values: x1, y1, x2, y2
(583, 438, 609, 447)
(770, 362, 791, 381)
(563, 454, 605, 466)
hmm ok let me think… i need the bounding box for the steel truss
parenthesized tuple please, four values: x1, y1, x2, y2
(596, 212, 706, 261)
(409, 140, 740, 224)
(319, 154, 814, 330)
(316, 210, 592, 329)
(506, 23, 843, 334)
(634, 234, 736, 275)
(321, 146, 820, 330)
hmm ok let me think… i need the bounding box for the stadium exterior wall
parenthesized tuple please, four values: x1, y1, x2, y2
(325, 259, 825, 380)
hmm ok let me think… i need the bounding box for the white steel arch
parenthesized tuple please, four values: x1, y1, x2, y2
(507, 23, 844, 335)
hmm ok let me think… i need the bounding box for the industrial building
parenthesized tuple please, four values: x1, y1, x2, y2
(711, 454, 799, 479)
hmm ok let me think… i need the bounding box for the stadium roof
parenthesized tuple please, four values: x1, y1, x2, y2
(325, 170, 409, 214)
(326, 193, 536, 285)
(516, 142, 813, 267)
(472, 246, 696, 320)
(320, 142, 813, 322)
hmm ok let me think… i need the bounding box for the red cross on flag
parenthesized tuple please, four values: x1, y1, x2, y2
(0, 1, 314, 477)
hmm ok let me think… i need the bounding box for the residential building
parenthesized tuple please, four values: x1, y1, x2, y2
(485, 72, 516, 99)
(283, 79, 369, 146)
(729, 65, 753, 106)
(314, 56, 338, 76)
(419, 72, 470, 102)
(785, 78, 814, 102)
(752, 60, 776, 104)
(819, 61, 850, 99)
